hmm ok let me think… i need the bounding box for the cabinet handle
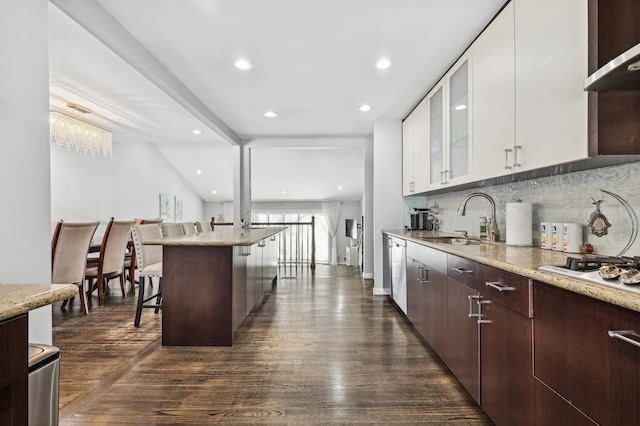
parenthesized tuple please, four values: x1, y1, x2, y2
(468, 294, 480, 318)
(411, 181, 415, 192)
(513, 145, 522, 168)
(270, 236, 276, 241)
(504, 148, 513, 169)
(417, 267, 430, 283)
(485, 281, 515, 292)
(440, 170, 450, 185)
(452, 267, 474, 275)
(608, 330, 640, 349)
(258, 241, 266, 247)
(477, 299, 492, 324)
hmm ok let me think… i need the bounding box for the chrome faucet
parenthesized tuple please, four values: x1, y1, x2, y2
(457, 192, 500, 241)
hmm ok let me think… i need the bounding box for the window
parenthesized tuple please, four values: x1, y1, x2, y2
(252, 210, 328, 264)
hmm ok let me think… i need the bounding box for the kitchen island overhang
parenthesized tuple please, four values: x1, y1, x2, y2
(146, 227, 286, 346)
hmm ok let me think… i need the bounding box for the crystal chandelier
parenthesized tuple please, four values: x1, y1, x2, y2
(49, 105, 112, 157)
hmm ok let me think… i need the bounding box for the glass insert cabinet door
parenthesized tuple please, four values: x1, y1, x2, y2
(429, 85, 444, 186)
(448, 59, 469, 180)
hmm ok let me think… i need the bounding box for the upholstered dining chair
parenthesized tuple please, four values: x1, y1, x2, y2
(52, 220, 100, 314)
(125, 218, 163, 292)
(85, 218, 135, 306)
(181, 221, 197, 235)
(130, 223, 163, 327)
(196, 221, 212, 233)
(162, 222, 185, 238)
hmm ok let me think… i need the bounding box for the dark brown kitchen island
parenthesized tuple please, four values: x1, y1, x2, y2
(146, 226, 285, 346)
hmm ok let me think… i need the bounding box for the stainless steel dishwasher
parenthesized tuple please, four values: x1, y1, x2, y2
(389, 237, 407, 314)
(28, 343, 60, 426)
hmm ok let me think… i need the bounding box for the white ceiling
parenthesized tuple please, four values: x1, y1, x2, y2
(48, 0, 506, 202)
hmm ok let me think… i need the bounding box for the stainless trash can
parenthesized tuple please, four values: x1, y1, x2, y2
(28, 344, 60, 426)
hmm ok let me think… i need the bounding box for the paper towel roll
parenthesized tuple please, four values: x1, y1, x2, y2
(506, 202, 532, 246)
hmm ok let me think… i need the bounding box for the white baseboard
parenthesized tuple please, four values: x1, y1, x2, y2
(372, 287, 389, 296)
(363, 272, 373, 279)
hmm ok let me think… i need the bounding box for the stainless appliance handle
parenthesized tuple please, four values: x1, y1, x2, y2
(452, 267, 473, 275)
(485, 281, 515, 292)
(608, 330, 640, 349)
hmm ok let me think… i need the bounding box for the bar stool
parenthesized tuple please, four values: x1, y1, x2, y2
(130, 223, 163, 327)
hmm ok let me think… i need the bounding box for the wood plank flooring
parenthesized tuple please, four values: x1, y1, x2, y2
(52, 265, 491, 425)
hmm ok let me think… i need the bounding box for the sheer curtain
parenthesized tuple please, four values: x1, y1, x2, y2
(322, 201, 341, 266)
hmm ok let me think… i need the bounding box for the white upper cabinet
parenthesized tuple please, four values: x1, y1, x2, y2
(402, 97, 429, 196)
(428, 55, 472, 190)
(513, 0, 588, 170)
(471, 2, 515, 181)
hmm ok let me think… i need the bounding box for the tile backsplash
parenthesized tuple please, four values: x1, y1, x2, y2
(404, 161, 640, 257)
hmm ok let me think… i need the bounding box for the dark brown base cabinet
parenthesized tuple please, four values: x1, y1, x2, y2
(446, 276, 480, 403)
(404, 246, 535, 425)
(0, 314, 28, 425)
(534, 281, 640, 425)
(407, 243, 448, 356)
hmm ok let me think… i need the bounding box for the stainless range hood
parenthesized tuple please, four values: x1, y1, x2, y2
(584, 43, 640, 92)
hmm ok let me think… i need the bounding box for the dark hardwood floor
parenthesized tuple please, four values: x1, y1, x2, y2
(52, 265, 491, 425)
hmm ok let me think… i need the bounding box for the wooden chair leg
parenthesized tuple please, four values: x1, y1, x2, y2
(97, 273, 105, 307)
(119, 273, 126, 297)
(78, 282, 89, 314)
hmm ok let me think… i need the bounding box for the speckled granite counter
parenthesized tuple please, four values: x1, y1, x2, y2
(384, 229, 640, 313)
(0, 283, 77, 321)
(146, 226, 287, 246)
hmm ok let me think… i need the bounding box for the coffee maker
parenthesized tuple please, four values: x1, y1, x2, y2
(410, 208, 433, 231)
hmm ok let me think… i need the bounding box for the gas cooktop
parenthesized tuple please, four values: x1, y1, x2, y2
(539, 254, 640, 296)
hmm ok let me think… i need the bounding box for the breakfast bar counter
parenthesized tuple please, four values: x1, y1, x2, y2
(147, 227, 286, 346)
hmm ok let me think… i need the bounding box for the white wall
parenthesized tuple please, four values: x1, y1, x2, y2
(363, 137, 374, 278)
(0, 0, 52, 343)
(51, 140, 204, 236)
(372, 120, 404, 294)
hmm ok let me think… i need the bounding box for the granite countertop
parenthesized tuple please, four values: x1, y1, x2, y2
(384, 229, 640, 313)
(0, 283, 78, 321)
(146, 226, 287, 247)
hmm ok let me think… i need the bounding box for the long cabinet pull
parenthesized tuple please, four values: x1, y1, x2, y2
(485, 281, 515, 292)
(608, 330, 640, 349)
(452, 267, 474, 275)
(468, 295, 480, 318)
(504, 148, 513, 169)
(513, 145, 522, 168)
(477, 300, 492, 324)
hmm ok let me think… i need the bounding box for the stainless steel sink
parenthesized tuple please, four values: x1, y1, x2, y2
(417, 236, 486, 246)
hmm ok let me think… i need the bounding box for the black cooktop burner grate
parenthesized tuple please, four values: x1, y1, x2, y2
(564, 255, 640, 271)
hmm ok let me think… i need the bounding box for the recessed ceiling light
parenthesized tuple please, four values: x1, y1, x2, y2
(196, 169, 202, 174)
(234, 59, 254, 71)
(376, 58, 392, 70)
(455, 105, 467, 111)
(338, 186, 343, 190)
(192, 129, 202, 135)
(263, 111, 278, 118)
(212, 190, 217, 194)
(359, 104, 372, 112)
(280, 190, 286, 194)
